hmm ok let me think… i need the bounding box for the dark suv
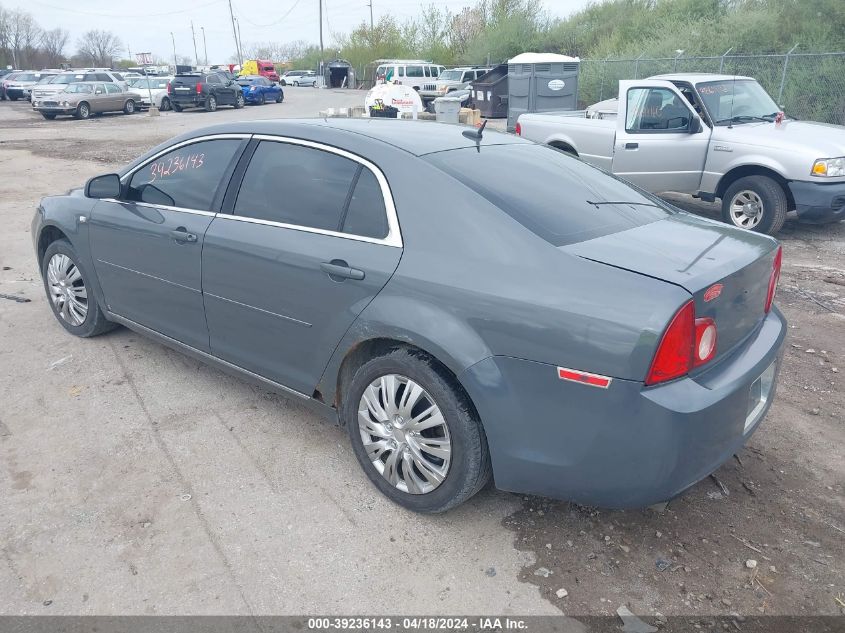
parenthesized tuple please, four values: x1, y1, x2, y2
(168, 72, 244, 112)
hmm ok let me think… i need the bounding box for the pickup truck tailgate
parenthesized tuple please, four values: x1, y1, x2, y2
(563, 213, 780, 362)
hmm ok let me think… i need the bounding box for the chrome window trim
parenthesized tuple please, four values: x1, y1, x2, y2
(100, 199, 217, 217)
(241, 134, 402, 248)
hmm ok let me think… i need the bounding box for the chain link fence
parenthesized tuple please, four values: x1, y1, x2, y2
(579, 51, 845, 125)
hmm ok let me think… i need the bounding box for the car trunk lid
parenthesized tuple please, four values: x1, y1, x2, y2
(563, 213, 780, 363)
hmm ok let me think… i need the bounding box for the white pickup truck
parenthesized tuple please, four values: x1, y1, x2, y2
(516, 73, 845, 234)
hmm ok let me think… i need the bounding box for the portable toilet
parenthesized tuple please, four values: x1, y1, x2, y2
(507, 52, 580, 131)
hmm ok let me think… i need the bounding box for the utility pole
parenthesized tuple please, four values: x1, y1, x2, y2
(191, 22, 199, 67)
(227, 0, 242, 67)
(235, 18, 244, 63)
(201, 27, 208, 66)
(318, 0, 324, 86)
(367, 0, 373, 30)
(170, 32, 178, 72)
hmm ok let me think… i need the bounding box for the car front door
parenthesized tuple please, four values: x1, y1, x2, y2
(88, 136, 248, 351)
(611, 79, 711, 193)
(201, 137, 403, 394)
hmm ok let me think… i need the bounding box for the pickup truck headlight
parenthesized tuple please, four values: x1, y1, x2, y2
(812, 157, 845, 177)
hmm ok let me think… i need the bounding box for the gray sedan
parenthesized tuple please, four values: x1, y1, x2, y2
(32, 120, 786, 513)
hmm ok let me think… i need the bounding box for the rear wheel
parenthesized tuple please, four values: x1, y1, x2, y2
(205, 94, 217, 112)
(293, 81, 300, 87)
(275, 90, 283, 103)
(343, 348, 492, 513)
(171, 102, 183, 112)
(74, 102, 90, 119)
(41, 112, 56, 120)
(721, 175, 788, 235)
(160, 96, 171, 111)
(123, 99, 136, 114)
(41, 240, 115, 338)
(234, 93, 244, 109)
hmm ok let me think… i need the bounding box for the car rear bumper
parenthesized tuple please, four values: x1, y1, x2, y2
(789, 180, 845, 224)
(6, 88, 29, 99)
(170, 95, 204, 107)
(459, 307, 787, 508)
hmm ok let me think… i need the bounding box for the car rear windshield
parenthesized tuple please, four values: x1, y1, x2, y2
(425, 144, 673, 246)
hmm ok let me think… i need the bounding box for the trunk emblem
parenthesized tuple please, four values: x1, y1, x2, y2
(704, 283, 724, 302)
(557, 367, 612, 389)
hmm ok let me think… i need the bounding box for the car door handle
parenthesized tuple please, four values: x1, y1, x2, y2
(170, 228, 198, 243)
(321, 261, 365, 281)
(625, 142, 639, 149)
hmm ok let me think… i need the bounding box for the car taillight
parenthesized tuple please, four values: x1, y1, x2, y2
(515, 121, 522, 136)
(764, 245, 782, 313)
(166, 82, 171, 94)
(196, 82, 203, 93)
(646, 300, 719, 385)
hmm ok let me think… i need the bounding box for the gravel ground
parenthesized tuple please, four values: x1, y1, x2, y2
(0, 92, 842, 621)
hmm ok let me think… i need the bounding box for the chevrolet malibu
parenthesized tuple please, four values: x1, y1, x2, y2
(32, 119, 786, 513)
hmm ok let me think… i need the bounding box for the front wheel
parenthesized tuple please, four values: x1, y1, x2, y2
(171, 102, 183, 112)
(343, 348, 492, 513)
(234, 93, 244, 109)
(721, 175, 788, 234)
(123, 99, 136, 114)
(74, 102, 90, 119)
(205, 94, 218, 112)
(275, 90, 283, 103)
(41, 240, 115, 338)
(293, 81, 299, 87)
(258, 92, 266, 105)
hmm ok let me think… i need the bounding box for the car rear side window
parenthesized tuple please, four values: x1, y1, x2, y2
(95, 73, 112, 82)
(341, 168, 388, 239)
(105, 84, 120, 94)
(234, 141, 358, 232)
(127, 139, 242, 210)
(425, 144, 672, 246)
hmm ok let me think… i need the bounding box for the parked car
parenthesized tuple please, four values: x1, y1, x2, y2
(237, 75, 283, 104)
(33, 119, 785, 513)
(2, 71, 58, 100)
(240, 59, 280, 83)
(1, 71, 20, 100)
(280, 70, 311, 86)
(168, 72, 244, 111)
(32, 82, 141, 119)
(516, 73, 845, 234)
(419, 66, 490, 102)
(30, 69, 127, 103)
(374, 60, 445, 91)
(289, 71, 317, 87)
(127, 76, 174, 110)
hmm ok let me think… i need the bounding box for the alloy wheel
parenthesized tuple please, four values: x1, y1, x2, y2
(47, 253, 88, 326)
(357, 374, 452, 495)
(729, 190, 764, 229)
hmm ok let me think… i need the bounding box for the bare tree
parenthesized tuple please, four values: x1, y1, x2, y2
(6, 9, 41, 68)
(76, 29, 122, 67)
(40, 28, 68, 67)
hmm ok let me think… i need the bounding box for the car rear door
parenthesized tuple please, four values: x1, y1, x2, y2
(88, 135, 248, 351)
(201, 136, 403, 395)
(105, 83, 123, 110)
(611, 79, 711, 193)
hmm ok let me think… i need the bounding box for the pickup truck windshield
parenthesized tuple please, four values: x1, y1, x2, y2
(426, 144, 672, 246)
(697, 79, 781, 125)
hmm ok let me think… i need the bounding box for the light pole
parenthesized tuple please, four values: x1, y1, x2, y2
(201, 26, 208, 66)
(170, 32, 178, 73)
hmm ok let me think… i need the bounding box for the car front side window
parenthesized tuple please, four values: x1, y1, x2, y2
(126, 139, 242, 210)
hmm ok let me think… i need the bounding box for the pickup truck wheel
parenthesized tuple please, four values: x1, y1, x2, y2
(343, 348, 492, 513)
(205, 95, 218, 112)
(721, 175, 788, 235)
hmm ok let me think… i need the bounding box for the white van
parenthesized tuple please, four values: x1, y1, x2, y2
(375, 60, 445, 91)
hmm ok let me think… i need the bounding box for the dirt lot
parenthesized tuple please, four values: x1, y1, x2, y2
(0, 91, 842, 622)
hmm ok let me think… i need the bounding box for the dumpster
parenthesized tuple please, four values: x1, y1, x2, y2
(473, 63, 508, 118)
(434, 96, 461, 124)
(507, 52, 580, 130)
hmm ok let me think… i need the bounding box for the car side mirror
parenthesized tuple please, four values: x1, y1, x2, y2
(689, 112, 702, 133)
(85, 173, 121, 199)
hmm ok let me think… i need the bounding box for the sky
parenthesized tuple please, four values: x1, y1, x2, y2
(8, 0, 593, 65)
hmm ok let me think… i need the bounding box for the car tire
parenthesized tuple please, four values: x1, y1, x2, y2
(171, 102, 182, 112)
(41, 112, 56, 120)
(41, 239, 116, 338)
(160, 96, 171, 111)
(74, 102, 90, 119)
(281, 80, 287, 86)
(205, 95, 218, 112)
(258, 92, 266, 105)
(234, 93, 244, 109)
(293, 81, 299, 87)
(343, 347, 492, 513)
(275, 91, 283, 103)
(721, 175, 788, 235)
(123, 99, 136, 114)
